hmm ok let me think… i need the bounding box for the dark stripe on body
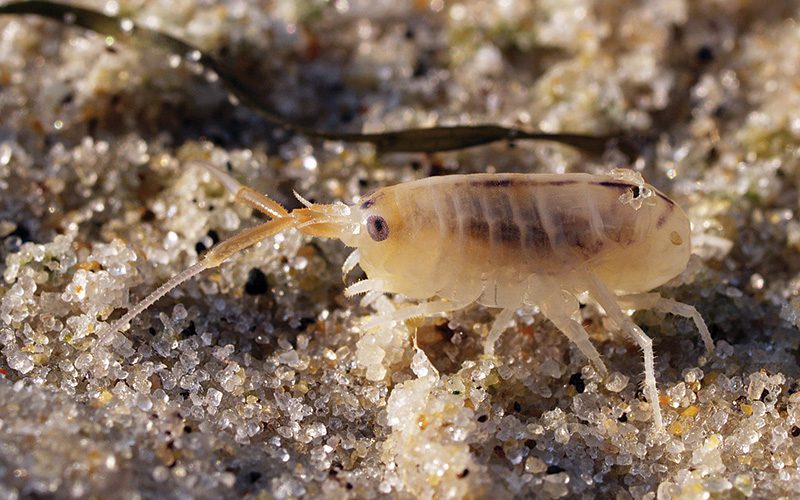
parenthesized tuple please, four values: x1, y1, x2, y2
(518, 197, 550, 251)
(360, 192, 384, 209)
(596, 181, 631, 189)
(594, 180, 675, 206)
(655, 202, 674, 228)
(477, 178, 579, 188)
(470, 176, 675, 208)
(442, 191, 460, 234)
(480, 179, 513, 187)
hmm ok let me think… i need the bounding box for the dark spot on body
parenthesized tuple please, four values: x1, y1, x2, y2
(792, 426, 800, 437)
(477, 415, 488, 422)
(494, 221, 521, 244)
(244, 268, 269, 295)
(360, 199, 374, 209)
(556, 212, 601, 254)
(467, 217, 490, 239)
(578, 239, 604, 253)
(549, 180, 579, 186)
(524, 223, 550, 250)
(457, 468, 469, 478)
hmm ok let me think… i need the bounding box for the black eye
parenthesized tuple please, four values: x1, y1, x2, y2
(367, 215, 389, 242)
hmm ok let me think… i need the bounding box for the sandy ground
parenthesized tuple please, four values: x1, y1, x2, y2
(2, 0, 800, 498)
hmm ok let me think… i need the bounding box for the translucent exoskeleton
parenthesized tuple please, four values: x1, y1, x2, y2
(99, 164, 713, 433)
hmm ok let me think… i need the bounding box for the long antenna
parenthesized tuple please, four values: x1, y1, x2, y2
(97, 216, 299, 345)
(98, 261, 208, 345)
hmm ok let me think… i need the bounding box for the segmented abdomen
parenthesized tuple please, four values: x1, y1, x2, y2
(397, 175, 644, 270)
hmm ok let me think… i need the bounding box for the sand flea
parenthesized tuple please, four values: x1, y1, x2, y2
(100, 165, 712, 433)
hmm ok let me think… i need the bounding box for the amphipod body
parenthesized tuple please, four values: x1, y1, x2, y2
(350, 172, 691, 304)
(103, 167, 711, 434)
